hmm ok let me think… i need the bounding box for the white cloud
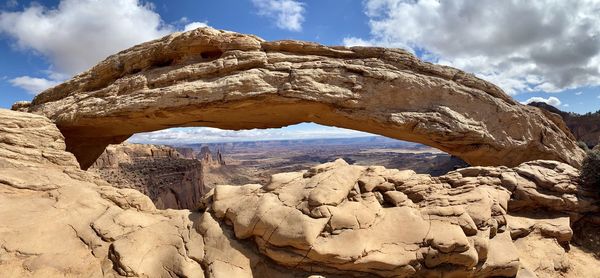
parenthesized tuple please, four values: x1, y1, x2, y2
(343, 37, 375, 47)
(129, 124, 371, 144)
(521, 96, 562, 107)
(251, 0, 305, 31)
(0, 0, 215, 95)
(9, 76, 59, 95)
(345, 0, 600, 95)
(563, 104, 570, 107)
(184, 21, 208, 31)
(0, 0, 174, 77)
(575, 91, 583, 95)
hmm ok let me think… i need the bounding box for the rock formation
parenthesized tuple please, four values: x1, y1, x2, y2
(2, 108, 599, 277)
(0, 109, 205, 277)
(529, 102, 600, 147)
(198, 146, 226, 167)
(216, 149, 226, 166)
(16, 27, 584, 169)
(175, 146, 196, 159)
(206, 159, 599, 277)
(89, 143, 207, 209)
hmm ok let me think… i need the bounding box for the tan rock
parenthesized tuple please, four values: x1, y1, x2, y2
(89, 143, 207, 209)
(0, 109, 205, 277)
(21, 28, 584, 169)
(507, 213, 573, 243)
(1, 108, 599, 278)
(206, 155, 599, 277)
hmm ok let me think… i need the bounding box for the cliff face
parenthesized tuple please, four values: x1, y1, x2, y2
(89, 143, 207, 209)
(90, 143, 229, 210)
(529, 102, 600, 147)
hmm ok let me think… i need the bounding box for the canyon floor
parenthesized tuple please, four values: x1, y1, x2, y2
(178, 136, 468, 187)
(88, 136, 467, 211)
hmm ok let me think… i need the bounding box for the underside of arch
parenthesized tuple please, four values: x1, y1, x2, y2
(18, 28, 584, 169)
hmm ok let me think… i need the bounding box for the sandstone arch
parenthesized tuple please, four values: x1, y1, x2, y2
(20, 28, 584, 169)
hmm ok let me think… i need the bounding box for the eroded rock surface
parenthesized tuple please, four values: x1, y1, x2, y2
(205, 158, 599, 277)
(529, 101, 600, 147)
(0, 109, 205, 277)
(1, 108, 599, 277)
(21, 27, 584, 169)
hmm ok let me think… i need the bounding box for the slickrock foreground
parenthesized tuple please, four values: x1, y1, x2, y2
(207, 159, 600, 277)
(1, 108, 599, 277)
(18, 27, 584, 169)
(0, 109, 205, 277)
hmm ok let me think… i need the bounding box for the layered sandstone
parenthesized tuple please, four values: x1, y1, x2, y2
(0, 109, 205, 277)
(89, 143, 207, 209)
(2, 108, 599, 277)
(529, 102, 600, 147)
(206, 159, 599, 277)
(20, 27, 584, 169)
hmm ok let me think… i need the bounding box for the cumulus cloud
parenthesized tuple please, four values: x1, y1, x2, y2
(9, 76, 59, 95)
(521, 96, 562, 106)
(0, 0, 174, 76)
(251, 0, 305, 31)
(0, 0, 190, 95)
(184, 21, 208, 31)
(129, 124, 371, 144)
(345, 0, 600, 95)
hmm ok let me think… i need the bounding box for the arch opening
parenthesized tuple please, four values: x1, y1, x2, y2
(88, 123, 467, 210)
(58, 98, 519, 170)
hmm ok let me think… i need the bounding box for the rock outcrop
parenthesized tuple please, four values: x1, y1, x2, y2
(198, 146, 226, 166)
(89, 143, 207, 209)
(2, 108, 599, 277)
(206, 159, 599, 277)
(19, 27, 584, 169)
(0, 109, 205, 277)
(529, 102, 600, 147)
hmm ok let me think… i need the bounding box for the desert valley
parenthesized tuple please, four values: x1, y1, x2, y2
(88, 137, 467, 210)
(1, 3, 600, 277)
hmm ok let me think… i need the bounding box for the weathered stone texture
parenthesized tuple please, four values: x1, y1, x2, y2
(21, 28, 584, 169)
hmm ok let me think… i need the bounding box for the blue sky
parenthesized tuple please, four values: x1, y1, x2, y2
(1, 0, 600, 143)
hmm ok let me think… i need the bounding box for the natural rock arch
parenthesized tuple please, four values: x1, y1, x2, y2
(19, 28, 584, 169)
